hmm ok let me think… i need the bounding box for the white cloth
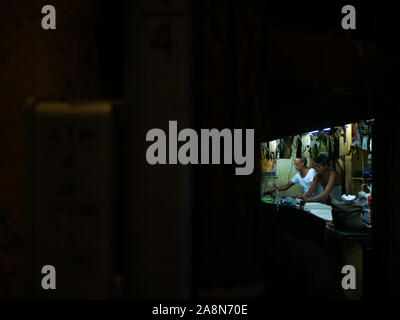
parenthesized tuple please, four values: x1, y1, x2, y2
(304, 202, 333, 221)
(291, 168, 317, 193)
(341, 194, 356, 201)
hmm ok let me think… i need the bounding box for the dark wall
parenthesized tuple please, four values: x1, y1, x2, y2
(192, 1, 269, 294)
(0, 0, 123, 299)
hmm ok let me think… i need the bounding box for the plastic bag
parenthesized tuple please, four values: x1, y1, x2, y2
(358, 184, 371, 226)
(331, 199, 364, 231)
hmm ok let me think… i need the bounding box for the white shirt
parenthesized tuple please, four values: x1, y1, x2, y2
(291, 168, 317, 193)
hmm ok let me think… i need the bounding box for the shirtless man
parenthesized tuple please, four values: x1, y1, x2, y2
(297, 153, 342, 203)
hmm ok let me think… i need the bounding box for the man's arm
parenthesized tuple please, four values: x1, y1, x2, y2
(277, 181, 294, 191)
(304, 170, 336, 202)
(264, 181, 294, 195)
(304, 175, 319, 198)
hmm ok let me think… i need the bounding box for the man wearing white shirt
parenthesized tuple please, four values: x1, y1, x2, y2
(266, 158, 322, 197)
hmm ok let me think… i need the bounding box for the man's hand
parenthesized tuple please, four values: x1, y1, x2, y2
(265, 186, 277, 194)
(293, 194, 304, 200)
(263, 188, 275, 196)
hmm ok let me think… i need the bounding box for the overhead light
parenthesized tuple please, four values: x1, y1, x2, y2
(323, 128, 331, 131)
(309, 130, 319, 134)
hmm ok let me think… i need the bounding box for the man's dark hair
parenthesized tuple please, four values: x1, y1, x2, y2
(315, 153, 329, 165)
(298, 157, 307, 166)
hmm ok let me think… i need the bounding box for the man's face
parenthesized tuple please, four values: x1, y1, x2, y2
(315, 163, 327, 174)
(294, 159, 304, 171)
